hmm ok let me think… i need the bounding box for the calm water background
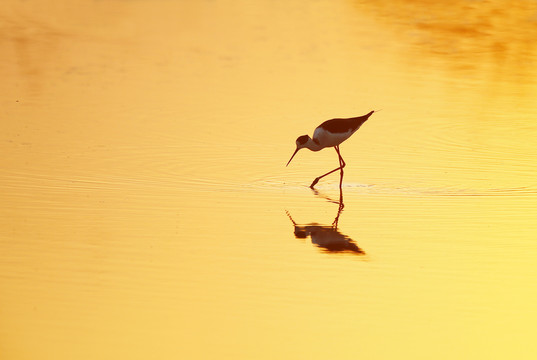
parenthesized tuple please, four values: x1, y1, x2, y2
(2, 1, 537, 359)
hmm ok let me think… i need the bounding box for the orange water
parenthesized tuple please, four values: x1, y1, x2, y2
(2, 1, 537, 359)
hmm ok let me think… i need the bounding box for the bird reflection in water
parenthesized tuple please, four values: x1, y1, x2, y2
(286, 188, 365, 255)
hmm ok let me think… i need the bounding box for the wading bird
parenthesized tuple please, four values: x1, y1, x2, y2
(286, 111, 375, 188)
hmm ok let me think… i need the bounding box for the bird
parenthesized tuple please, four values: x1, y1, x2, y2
(286, 110, 375, 188)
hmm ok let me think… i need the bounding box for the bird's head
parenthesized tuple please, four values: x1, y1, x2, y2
(286, 135, 310, 166)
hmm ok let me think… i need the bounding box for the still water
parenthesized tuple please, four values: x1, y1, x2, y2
(2, 0, 537, 359)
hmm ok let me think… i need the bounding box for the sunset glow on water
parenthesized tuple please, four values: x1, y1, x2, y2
(2, 1, 537, 359)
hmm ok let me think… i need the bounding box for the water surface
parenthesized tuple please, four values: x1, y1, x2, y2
(2, 1, 537, 359)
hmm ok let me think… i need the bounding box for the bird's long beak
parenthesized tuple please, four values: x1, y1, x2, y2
(286, 148, 299, 167)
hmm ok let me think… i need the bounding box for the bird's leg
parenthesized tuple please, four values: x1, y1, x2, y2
(309, 146, 346, 189)
(335, 146, 346, 169)
(335, 146, 345, 189)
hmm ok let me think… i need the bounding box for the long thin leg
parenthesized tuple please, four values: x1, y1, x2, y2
(334, 146, 345, 189)
(310, 146, 346, 188)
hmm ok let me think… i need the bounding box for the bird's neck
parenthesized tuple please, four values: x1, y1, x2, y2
(305, 138, 324, 151)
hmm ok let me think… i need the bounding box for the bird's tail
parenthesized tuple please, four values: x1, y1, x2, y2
(365, 109, 381, 119)
(363, 110, 375, 119)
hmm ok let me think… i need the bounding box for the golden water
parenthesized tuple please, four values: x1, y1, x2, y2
(2, 1, 537, 359)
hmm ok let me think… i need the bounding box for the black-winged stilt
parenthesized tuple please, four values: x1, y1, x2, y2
(286, 110, 375, 188)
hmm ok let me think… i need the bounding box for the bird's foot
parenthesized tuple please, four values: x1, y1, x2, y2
(310, 178, 320, 189)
